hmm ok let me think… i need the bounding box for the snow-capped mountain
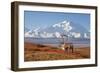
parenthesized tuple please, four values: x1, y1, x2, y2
(25, 28, 40, 37)
(25, 20, 90, 39)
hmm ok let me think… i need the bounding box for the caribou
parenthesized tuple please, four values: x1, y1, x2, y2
(59, 34, 74, 53)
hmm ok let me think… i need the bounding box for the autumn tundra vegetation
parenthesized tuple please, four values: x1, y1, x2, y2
(24, 41, 90, 61)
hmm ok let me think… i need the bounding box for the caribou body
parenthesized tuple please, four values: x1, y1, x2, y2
(59, 43, 74, 53)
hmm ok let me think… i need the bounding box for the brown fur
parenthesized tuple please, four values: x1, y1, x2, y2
(64, 43, 74, 53)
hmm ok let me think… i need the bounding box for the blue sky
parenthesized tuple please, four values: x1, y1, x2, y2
(24, 11, 90, 31)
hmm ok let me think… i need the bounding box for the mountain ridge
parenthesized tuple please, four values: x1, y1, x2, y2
(25, 20, 90, 39)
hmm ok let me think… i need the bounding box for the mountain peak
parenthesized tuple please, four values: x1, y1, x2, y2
(25, 20, 90, 39)
(52, 20, 72, 32)
(62, 20, 68, 23)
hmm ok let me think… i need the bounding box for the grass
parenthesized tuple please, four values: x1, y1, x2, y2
(24, 42, 90, 61)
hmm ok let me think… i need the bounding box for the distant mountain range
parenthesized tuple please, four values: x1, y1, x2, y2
(25, 20, 90, 39)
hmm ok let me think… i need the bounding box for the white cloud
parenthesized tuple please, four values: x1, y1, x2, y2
(84, 33, 90, 39)
(52, 23, 61, 28)
(54, 32, 61, 38)
(71, 32, 81, 38)
(40, 32, 54, 38)
(25, 32, 35, 37)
